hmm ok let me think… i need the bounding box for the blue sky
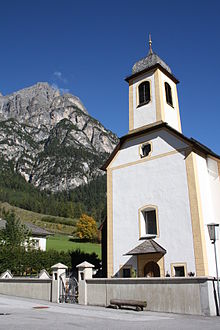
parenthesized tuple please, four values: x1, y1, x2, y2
(0, 0, 220, 153)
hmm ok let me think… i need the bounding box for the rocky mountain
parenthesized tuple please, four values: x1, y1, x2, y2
(0, 83, 118, 192)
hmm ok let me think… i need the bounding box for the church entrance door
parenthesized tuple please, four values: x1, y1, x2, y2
(144, 261, 160, 277)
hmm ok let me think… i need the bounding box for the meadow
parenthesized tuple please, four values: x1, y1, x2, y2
(47, 234, 101, 258)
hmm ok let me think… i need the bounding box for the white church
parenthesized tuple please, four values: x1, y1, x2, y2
(101, 38, 220, 279)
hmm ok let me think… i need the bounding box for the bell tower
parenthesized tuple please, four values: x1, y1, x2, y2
(125, 35, 182, 133)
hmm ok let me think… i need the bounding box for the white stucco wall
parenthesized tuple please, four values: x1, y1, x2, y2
(132, 72, 156, 130)
(30, 236, 47, 251)
(160, 72, 180, 131)
(110, 131, 195, 276)
(195, 155, 220, 276)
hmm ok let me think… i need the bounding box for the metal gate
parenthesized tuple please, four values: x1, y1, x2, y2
(59, 274, 78, 303)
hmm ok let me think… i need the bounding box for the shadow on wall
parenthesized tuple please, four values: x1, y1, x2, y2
(114, 256, 137, 278)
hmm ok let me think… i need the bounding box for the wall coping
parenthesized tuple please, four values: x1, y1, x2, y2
(0, 278, 52, 283)
(86, 277, 217, 285)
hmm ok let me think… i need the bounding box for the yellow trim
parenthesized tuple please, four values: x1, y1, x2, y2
(173, 84, 182, 132)
(136, 79, 152, 108)
(129, 81, 134, 131)
(154, 69, 165, 122)
(107, 168, 113, 277)
(171, 263, 187, 277)
(138, 141, 153, 159)
(138, 204, 160, 239)
(110, 147, 189, 172)
(185, 151, 208, 276)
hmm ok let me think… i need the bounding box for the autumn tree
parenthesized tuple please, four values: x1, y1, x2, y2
(76, 214, 98, 242)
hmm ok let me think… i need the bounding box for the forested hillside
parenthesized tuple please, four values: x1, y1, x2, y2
(0, 168, 106, 224)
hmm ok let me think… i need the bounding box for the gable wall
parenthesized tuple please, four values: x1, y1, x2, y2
(109, 129, 188, 169)
(107, 130, 195, 277)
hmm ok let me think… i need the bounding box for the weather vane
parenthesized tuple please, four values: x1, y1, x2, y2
(148, 33, 153, 54)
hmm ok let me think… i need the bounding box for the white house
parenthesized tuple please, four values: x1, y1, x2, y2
(102, 38, 220, 278)
(0, 219, 52, 251)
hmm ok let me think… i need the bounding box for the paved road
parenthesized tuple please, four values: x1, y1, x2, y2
(0, 294, 219, 330)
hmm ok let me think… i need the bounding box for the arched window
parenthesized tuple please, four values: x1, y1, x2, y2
(144, 209, 157, 235)
(138, 81, 150, 106)
(165, 82, 173, 107)
(139, 205, 158, 238)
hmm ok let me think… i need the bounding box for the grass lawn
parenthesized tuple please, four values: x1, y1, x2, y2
(47, 235, 101, 258)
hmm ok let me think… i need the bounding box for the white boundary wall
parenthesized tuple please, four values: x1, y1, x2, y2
(0, 263, 68, 303)
(79, 277, 219, 316)
(0, 278, 52, 301)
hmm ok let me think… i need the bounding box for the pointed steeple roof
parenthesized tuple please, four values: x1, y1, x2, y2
(132, 34, 172, 75)
(125, 35, 178, 84)
(132, 52, 172, 75)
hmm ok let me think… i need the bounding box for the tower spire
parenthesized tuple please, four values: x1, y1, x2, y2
(148, 33, 153, 55)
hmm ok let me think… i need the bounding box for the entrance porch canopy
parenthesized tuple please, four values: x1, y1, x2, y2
(125, 239, 166, 256)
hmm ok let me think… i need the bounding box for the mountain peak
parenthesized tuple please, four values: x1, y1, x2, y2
(0, 82, 118, 192)
(0, 82, 88, 127)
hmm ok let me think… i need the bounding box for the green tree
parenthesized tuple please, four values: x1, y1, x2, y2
(76, 214, 98, 242)
(0, 211, 30, 248)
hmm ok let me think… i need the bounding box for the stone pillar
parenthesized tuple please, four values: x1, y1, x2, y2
(76, 261, 94, 305)
(51, 263, 68, 303)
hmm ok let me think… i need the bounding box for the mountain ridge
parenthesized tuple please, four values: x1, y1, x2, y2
(0, 82, 118, 192)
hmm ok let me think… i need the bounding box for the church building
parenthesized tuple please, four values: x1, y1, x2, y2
(101, 37, 220, 278)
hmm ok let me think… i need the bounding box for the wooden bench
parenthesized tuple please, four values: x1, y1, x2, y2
(109, 299, 147, 311)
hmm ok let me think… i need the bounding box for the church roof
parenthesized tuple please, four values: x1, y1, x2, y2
(101, 121, 220, 171)
(125, 239, 166, 255)
(132, 51, 172, 76)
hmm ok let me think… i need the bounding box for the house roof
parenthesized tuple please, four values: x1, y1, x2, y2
(0, 219, 53, 237)
(101, 121, 220, 171)
(125, 239, 166, 256)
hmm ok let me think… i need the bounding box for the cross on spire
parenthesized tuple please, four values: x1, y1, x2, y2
(148, 33, 153, 54)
